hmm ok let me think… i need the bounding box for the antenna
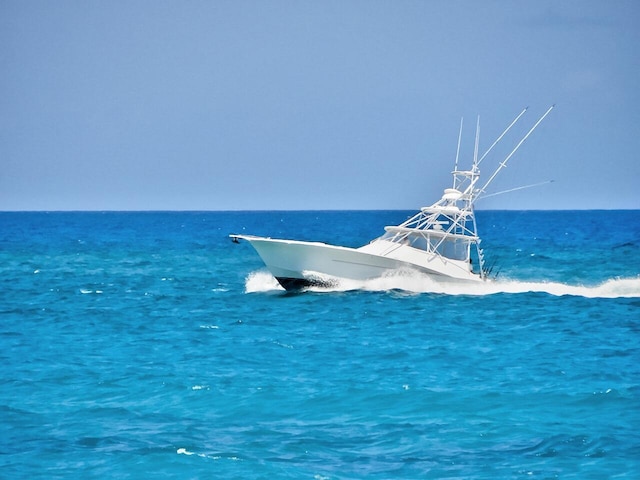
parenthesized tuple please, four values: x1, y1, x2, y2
(473, 115, 480, 167)
(476, 105, 555, 200)
(453, 117, 463, 188)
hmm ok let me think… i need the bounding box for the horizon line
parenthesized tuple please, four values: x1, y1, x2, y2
(1, 208, 638, 213)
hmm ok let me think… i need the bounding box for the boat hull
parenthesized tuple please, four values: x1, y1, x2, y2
(232, 235, 480, 290)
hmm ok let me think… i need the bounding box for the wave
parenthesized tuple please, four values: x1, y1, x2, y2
(245, 271, 284, 293)
(244, 270, 640, 298)
(176, 447, 240, 461)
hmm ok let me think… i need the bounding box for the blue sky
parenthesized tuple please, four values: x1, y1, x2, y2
(1, 1, 638, 210)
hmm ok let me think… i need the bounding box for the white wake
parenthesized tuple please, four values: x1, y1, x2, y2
(244, 270, 640, 299)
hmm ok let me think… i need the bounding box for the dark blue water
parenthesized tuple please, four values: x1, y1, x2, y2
(1, 211, 639, 478)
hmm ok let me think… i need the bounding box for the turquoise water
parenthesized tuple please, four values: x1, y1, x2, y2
(1, 210, 639, 478)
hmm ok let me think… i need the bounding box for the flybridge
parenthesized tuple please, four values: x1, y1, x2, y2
(231, 106, 554, 290)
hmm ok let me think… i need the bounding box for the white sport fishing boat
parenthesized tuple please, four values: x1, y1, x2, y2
(231, 106, 554, 291)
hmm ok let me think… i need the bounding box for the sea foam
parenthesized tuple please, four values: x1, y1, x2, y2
(244, 270, 640, 299)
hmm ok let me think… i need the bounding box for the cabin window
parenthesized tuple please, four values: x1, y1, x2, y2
(409, 236, 428, 250)
(436, 238, 468, 261)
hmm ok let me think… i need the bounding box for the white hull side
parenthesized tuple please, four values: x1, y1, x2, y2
(358, 239, 479, 281)
(235, 235, 481, 289)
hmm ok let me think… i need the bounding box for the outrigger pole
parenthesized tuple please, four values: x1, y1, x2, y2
(477, 107, 528, 166)
(476, 105, 555, 202)
(479, 180, 555, 200)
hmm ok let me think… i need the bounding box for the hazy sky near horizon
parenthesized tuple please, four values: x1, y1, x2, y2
(1, 1, 639, 211)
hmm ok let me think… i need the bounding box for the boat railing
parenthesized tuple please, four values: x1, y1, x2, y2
(384, 226, 478, 242)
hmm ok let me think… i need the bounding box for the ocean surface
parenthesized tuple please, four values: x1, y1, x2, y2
(1, 210, 639, 479)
